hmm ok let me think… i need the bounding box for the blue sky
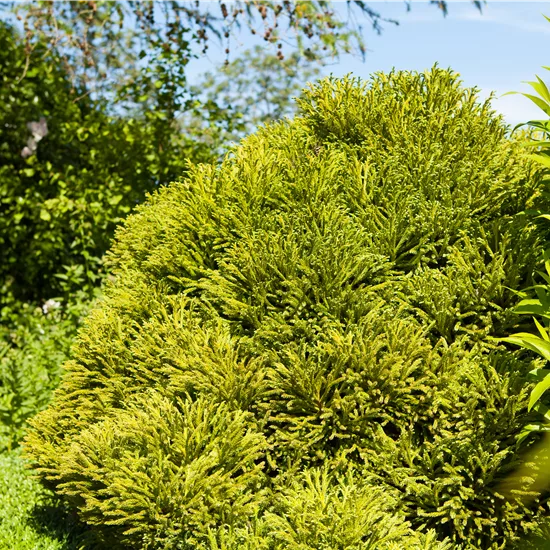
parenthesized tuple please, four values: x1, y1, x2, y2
(190, 1, 550, 127)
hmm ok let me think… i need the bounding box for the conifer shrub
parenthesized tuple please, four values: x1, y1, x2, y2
(26, 68, 549, 549)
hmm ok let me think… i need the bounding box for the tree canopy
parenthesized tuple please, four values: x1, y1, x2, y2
(7, 1, 486, 115)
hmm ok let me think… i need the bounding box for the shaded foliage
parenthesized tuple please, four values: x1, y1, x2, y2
(0, 449, 88, 550)
(0, 21, 214, 307)
(0, 292, 94, 452)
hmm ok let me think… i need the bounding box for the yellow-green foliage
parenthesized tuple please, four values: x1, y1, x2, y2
(26, 68, 548, 549)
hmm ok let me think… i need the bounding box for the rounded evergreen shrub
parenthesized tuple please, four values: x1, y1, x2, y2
(26, 68, 548, 549)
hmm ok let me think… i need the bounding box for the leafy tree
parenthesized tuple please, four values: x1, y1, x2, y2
(0, 21, 214, 308)
(26, 68, 547, 549)
(6, 1, 486, 115)
(187, 45, 322, 147)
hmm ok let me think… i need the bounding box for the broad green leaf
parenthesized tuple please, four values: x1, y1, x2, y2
(522, 141, 550, 149)
(504, 285, 530, 299)
(545, 248, 550, 278)
(535, 286, 550, 308)
(39, 209, 51, 222)
(527, 76, 550, 104)
(513, 298, 547, 316)
(108, 195, 123, 206)
(528, 153, 550, 169)
(521, 93, 550, 117)
(523, 119, 550, 132)
(498, 333, 550, 362)
(533, 401, 550, 419)
(535, 317, 550, 341)
(530, 374, 550, 410)
(534, 270, 550, 286)
(516, 423, 550, 444)
(528, 367, 550, 381)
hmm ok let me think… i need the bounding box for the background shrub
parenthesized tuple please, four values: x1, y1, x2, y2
(0, 293, 94, 452)
(26, 68, 548, 549)
(0, 21, 213, 307)
(0, 19, 336, 550)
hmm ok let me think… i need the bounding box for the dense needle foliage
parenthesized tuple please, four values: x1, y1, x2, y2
(26, 68, 550, 549)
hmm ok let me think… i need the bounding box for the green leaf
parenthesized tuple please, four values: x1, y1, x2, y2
(521, 141, 550, 149)
(527, 75, 550, 104)
(521, 93, 550, 117)
(516, 423, 546, 444)
(528, 153, 550, 169)
(39, 209, 51, 222)
(523, 119, 550, 132)
(498, 333, 550, 362)
(108, 195, 123, 206)
(513, 298, 547, 317)
(530, 373, 550, 410)
(535, 317, 550, 341)
(538, 271, 550, 286)
(528, 367, 550, 382)
(544, 248, 550, 279)
(533, 401, 550, 422)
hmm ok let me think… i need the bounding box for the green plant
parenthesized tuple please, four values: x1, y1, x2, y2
(199, 467, 452, 550)
(495, 252, 550, 440)
(495, 57, 550, 442)
(26, 68, 547, 549)
(0, 293, 95, 452)
(485, 53, 550, 550)
(0, 448, 86, 550)
(0, 21, 216, 307)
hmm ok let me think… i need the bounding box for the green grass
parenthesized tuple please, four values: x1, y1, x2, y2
(0, 448, 83, 550)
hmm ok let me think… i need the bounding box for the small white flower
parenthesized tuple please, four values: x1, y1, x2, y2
(28, 117, 48, 141)
(21, 117, 48, 158)
(42, 298, 61, 314)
